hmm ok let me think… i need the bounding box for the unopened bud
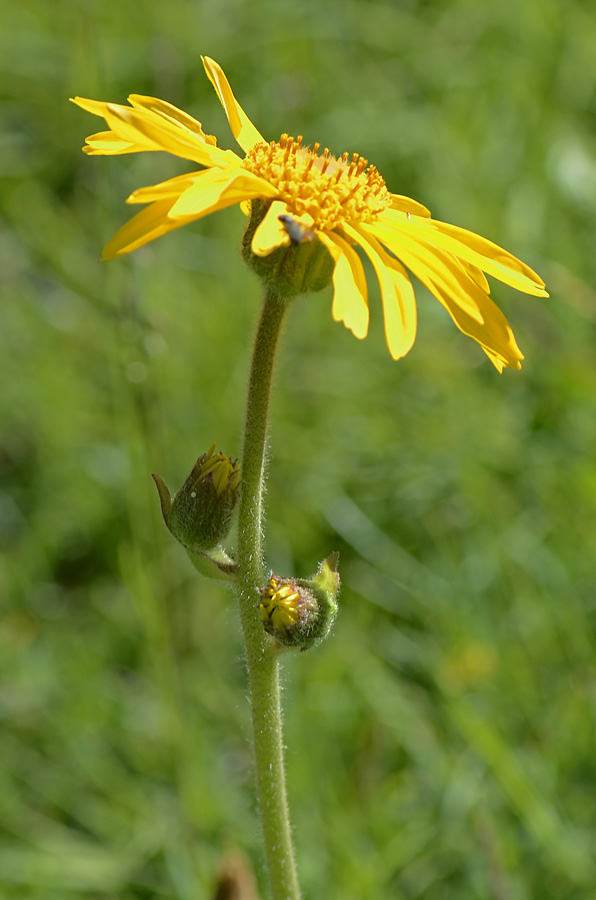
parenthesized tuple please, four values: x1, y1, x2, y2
(153, 443, 240, 552)
(259, 553, 340, 651)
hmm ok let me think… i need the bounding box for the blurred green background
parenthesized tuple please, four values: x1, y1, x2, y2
(1, 0, 595, 897)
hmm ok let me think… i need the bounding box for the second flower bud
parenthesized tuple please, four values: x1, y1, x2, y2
(259, 553, 340, 651)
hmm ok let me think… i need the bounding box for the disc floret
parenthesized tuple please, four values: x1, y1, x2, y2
(243, 136, 391, 231)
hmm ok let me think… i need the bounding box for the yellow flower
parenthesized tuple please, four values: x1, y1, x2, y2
(71, 57, 548, 370)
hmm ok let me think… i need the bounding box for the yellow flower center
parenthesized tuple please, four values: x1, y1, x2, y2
(243, 134, 391, 231)
(259, 577, 301, 636)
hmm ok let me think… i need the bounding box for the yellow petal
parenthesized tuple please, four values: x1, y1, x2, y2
(72, 96, 238, 167)
(390, 194, 431, 218)
(71, 96, 172, 154)
(384, 210, 548, 297)
(482, 348, 508, 373)
(367, 223, 523, 370)
(431, 218, 548, 296)
(318, 232, 369, 339)
(345, 224, 417, 360)
(70, 96, 111, 117)
(102, 199, 195, 259)
(126, 172, 205, 204)
(251, 201, 291, 256)
(201, 56, 265, 153)
(128, 94, 218, 146)
(102, 103, 237, 167)
(460, 261, 490, 293)
(169, 167, 276, 219)
(369, 222, 486, 323)
(80, 129, 146, 155)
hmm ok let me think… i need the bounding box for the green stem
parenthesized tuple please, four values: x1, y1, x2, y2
(237, 288, 300, 900)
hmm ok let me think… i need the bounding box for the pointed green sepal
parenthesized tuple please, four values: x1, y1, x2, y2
(311, 551, 340, 600)
(153, 472, 173, 519)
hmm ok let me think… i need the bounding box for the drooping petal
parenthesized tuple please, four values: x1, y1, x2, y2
(201, 57, 265, 153)
(102, 199, 195, 259)
(345, 224, 417, 360)
(383, 209, 548, 297)
(390, 194, 431, 218)
(103, 169, 272, 258)
(251, 201, 292, 256)
(318, 232, 369, 339)
(169, 167, 276, 218)
(369, 222, 486, 322)
(366, 222, 523, 370)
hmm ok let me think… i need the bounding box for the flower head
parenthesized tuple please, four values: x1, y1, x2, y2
(72, 58, 548, 370)
(259, 554, 340, 651)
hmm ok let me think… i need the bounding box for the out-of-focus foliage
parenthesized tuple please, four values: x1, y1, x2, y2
(1, 0, 595, 897)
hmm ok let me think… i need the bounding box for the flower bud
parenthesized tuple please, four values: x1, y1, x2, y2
(259, 553, 340, 651)
(242, 200, 334, 298)
(153, 443, 240, 553)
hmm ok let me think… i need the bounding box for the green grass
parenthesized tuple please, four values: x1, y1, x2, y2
(1, 0, 595, 897)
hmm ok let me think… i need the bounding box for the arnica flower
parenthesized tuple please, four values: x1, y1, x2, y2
(72, 58, 548, 371)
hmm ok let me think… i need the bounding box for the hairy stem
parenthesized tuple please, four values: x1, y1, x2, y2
(236, 288, 300, 900)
